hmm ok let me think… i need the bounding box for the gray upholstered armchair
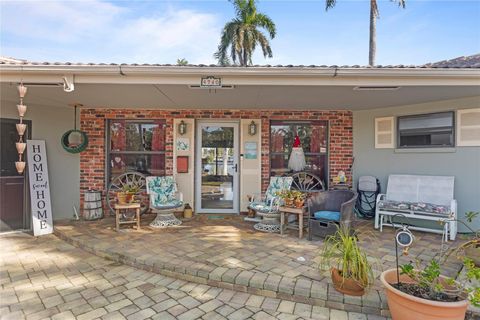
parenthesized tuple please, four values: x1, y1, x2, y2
(307, 190, 357, 240)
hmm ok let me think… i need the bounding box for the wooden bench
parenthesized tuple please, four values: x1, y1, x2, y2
(374, 174, 457, 241)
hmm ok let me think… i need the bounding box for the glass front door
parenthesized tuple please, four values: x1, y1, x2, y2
(195, 121, 239, 214)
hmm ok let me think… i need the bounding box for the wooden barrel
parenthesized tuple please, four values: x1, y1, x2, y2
(83, 190, 103, 220)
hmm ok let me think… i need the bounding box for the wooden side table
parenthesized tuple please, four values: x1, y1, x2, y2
(114, 203, 141, 231)
(279, 206, 308, 239)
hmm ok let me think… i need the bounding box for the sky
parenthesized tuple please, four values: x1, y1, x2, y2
(1, 0, 479, 66)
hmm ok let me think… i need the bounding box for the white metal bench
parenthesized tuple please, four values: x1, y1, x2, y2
(374, 174, 457, 241)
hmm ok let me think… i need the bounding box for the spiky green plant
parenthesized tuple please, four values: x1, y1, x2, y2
(214, 0, 276, 66)
(319, 224, 374, 289)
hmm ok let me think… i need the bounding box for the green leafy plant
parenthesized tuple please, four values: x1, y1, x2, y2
(276, 190, 305, 201)
(318, 224, 375, 289)
(399, 211, 480, 306)
(121, 184, 141, 194)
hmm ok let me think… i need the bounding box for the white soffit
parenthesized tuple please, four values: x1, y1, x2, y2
(1, 82, 479, 110)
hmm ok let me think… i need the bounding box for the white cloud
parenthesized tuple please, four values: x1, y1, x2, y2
(0, 1, 221, 64)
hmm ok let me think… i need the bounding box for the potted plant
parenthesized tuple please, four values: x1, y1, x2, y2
(277, 190, 295, 207)
(117, 184, 141, 204)
(317, 224, 374, 296)
(293, 191, 306, 208)
(380, 211, 480, 320)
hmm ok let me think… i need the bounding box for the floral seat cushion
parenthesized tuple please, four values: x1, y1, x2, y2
(249, 201, 275, 213)
(378, 200, 450, 215)
(248, 176, 293, 214)
(146, 176, 183, 209)
(264, 176, 294, 204)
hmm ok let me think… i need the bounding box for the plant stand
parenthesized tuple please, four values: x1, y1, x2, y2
(279, 206, 307, 239)
(114, 203, 141, 232)
(254, 212, 281, 233)
(149, 210, 182, 228)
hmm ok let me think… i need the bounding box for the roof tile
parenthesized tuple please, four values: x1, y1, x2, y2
(1, 54, 479, 69)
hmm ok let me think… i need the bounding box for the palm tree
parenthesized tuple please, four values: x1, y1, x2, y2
(176, 58, 188, 66)
(215, 0, 276, 66)
(325, 0, 406, 66)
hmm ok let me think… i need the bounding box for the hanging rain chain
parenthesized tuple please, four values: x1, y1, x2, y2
(15, 83, 28, 174)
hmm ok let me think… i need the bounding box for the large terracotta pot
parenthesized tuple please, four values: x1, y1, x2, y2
(380, 268, 468, 320)
(331, 268, 365, 296)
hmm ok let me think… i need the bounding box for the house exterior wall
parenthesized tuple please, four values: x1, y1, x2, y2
(0, 102, 80, 221)
(353, 96, 480, 231)
(80, 108, 353, 211)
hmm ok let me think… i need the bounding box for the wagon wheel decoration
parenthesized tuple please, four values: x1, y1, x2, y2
(290, 172, 325, 193)
(106, 171, 149, 216)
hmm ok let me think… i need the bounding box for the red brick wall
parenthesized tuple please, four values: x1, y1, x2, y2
(80, 109, 353, 204)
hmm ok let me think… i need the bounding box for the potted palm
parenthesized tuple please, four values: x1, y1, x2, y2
(380, 211, 480, 320)
(317, 224, 374, 296)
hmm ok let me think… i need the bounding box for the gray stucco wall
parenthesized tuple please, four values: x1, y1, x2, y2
(353, 96, 480, 232)
(1, 102, 80, 222)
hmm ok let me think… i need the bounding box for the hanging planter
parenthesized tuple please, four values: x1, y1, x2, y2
(61, 104, 88, 153)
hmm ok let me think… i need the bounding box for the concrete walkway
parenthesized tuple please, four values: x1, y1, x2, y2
(0, 233, 388, 320)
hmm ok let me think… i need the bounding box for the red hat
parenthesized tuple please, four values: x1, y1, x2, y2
(293, 135, 301, 148)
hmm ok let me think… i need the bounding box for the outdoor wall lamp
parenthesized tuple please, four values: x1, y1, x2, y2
(248, 121, 257, 136)
(178, 120, 187, 135)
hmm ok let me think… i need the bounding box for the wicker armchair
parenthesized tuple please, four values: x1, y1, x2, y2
(307, 190, 357, 240)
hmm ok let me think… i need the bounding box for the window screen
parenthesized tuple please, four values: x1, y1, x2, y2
(397, 112, 454, 148)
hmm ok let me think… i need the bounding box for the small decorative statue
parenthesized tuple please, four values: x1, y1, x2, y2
(288, 135, 306, 172)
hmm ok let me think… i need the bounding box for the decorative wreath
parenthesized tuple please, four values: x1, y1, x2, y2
(61, 129, 88, 153)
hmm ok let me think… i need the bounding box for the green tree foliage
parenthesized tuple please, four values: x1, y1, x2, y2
(215, 0, 276, 66)
(176, 58, 188, 66)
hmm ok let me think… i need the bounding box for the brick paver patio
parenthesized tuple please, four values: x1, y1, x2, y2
(1, 232, 389, 320)
(52, 214, 465, 318)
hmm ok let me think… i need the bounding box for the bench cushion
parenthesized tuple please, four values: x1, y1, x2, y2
(378, 200, 450, 215)
(314, 211, 340, 221)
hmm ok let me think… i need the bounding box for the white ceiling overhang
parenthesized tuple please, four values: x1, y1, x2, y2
(0, 65, 479, 110)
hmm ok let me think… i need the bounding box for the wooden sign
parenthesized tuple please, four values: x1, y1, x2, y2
(27, 140, 53, 236)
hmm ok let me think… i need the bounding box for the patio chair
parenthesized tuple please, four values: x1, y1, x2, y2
(249, 176, 294, 233)
(146, 176, 183, 228)
(307, 190, 357, 240)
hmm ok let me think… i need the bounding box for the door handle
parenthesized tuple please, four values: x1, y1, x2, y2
(234, 164, 238, 172)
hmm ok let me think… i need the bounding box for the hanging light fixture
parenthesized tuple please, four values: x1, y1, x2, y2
(248, 121, 257, 136)
(15, 83, 28, 174)
(178, 120, 187, 135)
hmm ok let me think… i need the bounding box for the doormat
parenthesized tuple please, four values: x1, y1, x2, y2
(207, 215, 226, 220)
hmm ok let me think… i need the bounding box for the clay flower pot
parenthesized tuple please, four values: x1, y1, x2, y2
(117, 192, 132, 204)
(284, 198, 294, 207)
(331, 268, 365, 296)
(294, 199, 305, 208)
(380, 268, 468, 320)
